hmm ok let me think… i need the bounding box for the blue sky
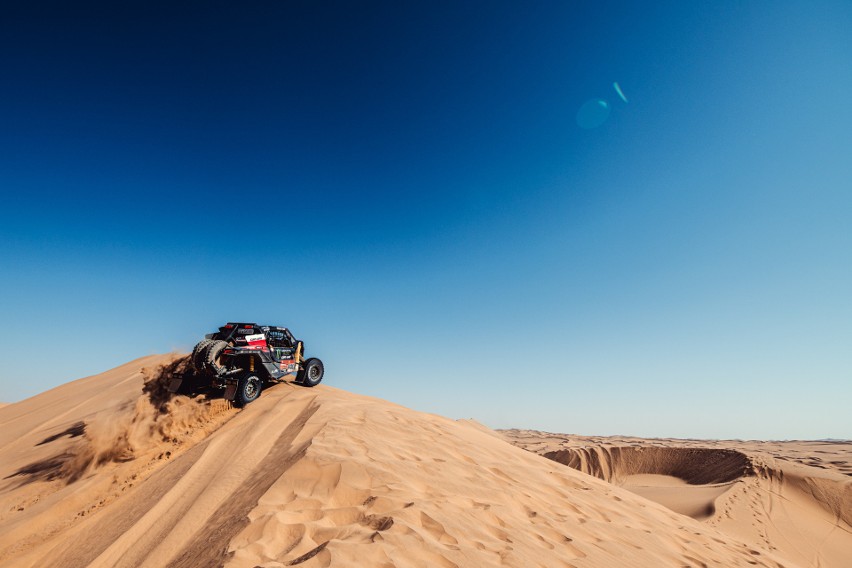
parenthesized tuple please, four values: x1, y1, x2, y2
(1, 1, 850, 439)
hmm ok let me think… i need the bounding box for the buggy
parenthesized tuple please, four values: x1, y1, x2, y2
(171, 322, 324, 406)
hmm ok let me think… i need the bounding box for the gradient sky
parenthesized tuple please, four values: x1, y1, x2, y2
(1, 1, 850, 439)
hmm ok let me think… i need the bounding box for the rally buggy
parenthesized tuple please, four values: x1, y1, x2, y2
(170, 322, 325, 406)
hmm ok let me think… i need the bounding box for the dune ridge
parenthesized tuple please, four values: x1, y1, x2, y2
(0, 357, 843, 567)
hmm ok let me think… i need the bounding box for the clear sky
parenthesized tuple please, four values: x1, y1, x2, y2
(1, 1, 850, 439)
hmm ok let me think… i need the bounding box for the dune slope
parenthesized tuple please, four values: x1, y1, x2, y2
(503, 431, 852, 568)
(0, 357, 810, 567)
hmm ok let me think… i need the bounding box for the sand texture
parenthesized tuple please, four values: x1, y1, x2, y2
(502, 431, 852, 568)
(0, 356, 847, 567)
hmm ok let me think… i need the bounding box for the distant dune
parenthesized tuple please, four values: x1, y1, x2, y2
(503, 430, 851, 568)
(0, 356, 848, 567)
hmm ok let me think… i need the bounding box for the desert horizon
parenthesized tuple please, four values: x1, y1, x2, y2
(0, 355, 848, 567)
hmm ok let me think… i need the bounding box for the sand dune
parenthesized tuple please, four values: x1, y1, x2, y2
(0, 357, 846, 567)
(503, 431, 852, 568)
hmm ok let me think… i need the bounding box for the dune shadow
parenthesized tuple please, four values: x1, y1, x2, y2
(4, 452, 76, 484)
(36, 421, 87, 446)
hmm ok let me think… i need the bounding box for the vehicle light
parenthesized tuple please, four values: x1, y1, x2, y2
(244, 325, 253, 329)
(224, 324, 234, 328)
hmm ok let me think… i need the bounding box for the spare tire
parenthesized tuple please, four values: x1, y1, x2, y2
(191, 339, 213, 372)
(203, 340, 229, 376)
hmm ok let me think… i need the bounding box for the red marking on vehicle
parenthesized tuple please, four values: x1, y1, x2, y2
(243, 332, 267, 347)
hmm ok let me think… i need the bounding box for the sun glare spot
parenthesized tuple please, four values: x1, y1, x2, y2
(576, 98, 611, 129)
(613, 82, 628, 103)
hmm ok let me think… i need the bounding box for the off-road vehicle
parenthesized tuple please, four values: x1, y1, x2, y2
(171, 322, 324, 406)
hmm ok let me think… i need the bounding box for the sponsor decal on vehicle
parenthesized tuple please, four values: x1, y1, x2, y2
(237, 328, 256, 335)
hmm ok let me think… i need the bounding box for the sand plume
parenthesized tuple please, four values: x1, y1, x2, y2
(5, 356, 233, 486)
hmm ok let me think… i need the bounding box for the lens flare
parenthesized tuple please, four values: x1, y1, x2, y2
(576, 98, 611, 129)
(613, 82, 628, 103)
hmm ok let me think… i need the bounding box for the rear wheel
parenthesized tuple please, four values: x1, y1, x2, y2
(191, 339, 213, 371)
(299, 358, 324, 387)
(203, 340, 229, 376)
(234, 373, 263, 407)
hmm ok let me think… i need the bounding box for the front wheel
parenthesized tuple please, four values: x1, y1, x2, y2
(298, 358, 324, 387)
(234, 373, 263, 407)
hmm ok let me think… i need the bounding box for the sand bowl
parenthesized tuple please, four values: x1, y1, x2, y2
(542, 446, 752, 519)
